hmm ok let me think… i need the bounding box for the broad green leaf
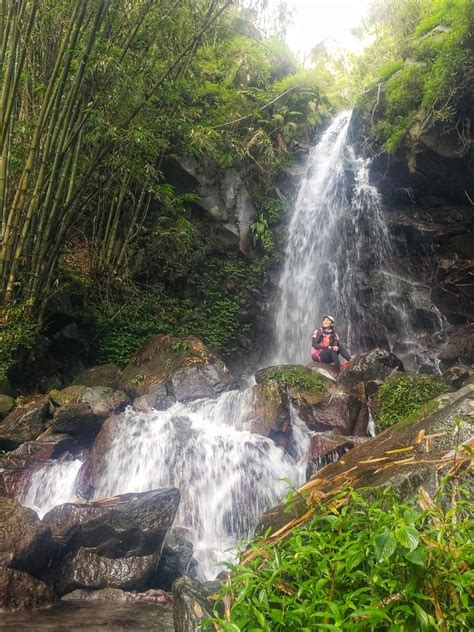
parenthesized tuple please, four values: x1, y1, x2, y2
(375, 531, 397, 562)
(395, 525, 420, 551)
(404, 545, 427, 566)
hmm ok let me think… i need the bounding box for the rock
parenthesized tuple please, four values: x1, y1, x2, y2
(173, 576, 223, 632)
(133, 384, 175, 412)
(81, 386, 129, 417)
(442, 365, 471, 390)
(53, 548, 160, 595)
(437, 324, 474, 368)
(50, 402, 97, 438)
(168, 361, 234, 402)
(118, 335, 234, 399)
(9, 433, 75, 464)
(257, 384, 474, 537)
(62, 587, 172, 604)
(302, 391, 368, 436)
(0, 395, 15, 420)
(0, 398, 50, 451)
(153, 528, 193, 591)
(337, 348, 404, 389)
(432, 259, 474, 323)
(0, 569, 56, 611)
(73, 413, 122, 499)
(43, 488, 180, 594)
(0, 376, 12, 397)
(49, 385, 88, 407)
(73, 364, 122, 389)
(0, 497, 56, 576)
(246, 380, 290, 438)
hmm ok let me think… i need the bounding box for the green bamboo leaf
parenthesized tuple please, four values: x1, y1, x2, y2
(395, 525, 420, 551)
(413, 602, 431, 628)
(375, 531, 397, 562)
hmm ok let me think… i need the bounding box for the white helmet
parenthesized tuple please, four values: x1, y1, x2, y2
(324, 314, 335, 323)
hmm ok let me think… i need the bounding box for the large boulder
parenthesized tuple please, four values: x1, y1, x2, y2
(0, 569, 56, 611)
(43, 488, 180, 594)
(118, 335, 234, 399)
(0, 497, 56, 576)
(337, 348, 404, 389)
(0, 398, 50, 451)
(168, 362, 234, 402)
(73, 364, 122, 389)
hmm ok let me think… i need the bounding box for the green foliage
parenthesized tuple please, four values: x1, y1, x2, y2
(207, 485, 473, 631)
(263, 367, 326, 393)
(0, 306, 39, 378)
(376, 374, 449, 430)
(355, 0, 474, 152)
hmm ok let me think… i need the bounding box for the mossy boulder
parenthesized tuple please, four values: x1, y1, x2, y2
(247, 380, 290, 438)
(74, 364, 122, 389)
(0, 395, 15, 420)
(49, 385, 88, 407)
(118, 335, 233, 399)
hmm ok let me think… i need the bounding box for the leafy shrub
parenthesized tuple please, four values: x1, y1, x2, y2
(0, 305, 39, 378)
(376, 374, 449, 430)
(208, 484, 473, 631)
(264, 367, 326, 393)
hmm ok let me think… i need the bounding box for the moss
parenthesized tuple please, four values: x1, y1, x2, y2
(376, 374, 449, 430)
(262, 367, 326, 394)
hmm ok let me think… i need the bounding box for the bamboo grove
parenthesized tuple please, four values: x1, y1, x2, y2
(0, 0, 235, 313)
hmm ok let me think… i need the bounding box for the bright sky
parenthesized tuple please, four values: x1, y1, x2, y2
(282, 0, 373, 58)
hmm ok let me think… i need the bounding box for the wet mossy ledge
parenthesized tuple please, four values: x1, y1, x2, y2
(255, 365, 327, 394)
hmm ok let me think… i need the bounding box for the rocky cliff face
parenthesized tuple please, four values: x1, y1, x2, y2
(347, 87, 473, 369)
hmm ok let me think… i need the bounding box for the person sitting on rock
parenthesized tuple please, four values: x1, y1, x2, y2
(311, 315, 351, 372)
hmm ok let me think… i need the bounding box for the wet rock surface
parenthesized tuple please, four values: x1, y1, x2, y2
(0, 398, 50, 451)
(173, 576, 223, 632)
(42, 489, 180, 594)
(153, 527, 194, 591)
(0, 497, 56, 577)
(62, 587, 172, 604)
(0, 601, 175, 631)
(0, 569, 56, 612)
(337, 348, 404, 389)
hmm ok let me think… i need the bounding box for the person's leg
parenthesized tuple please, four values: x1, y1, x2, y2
(318, 349, 333, 364)
(338, 344, 351, 361)
(330, 349, 341, 370)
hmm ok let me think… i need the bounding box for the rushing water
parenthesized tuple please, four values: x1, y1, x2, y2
(17, 110, 447, 584)
(19, 389, 310, 578)
(272, 111, 445, 369)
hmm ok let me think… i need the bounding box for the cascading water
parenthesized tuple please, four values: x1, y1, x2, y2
(16, 110, 447, 587)
(272, 111, 445, 369)
(19, 389, 310, 579)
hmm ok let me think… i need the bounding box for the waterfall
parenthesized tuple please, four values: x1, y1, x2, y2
(272, 111, 445, 369)
(19, 389, 310, 579)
